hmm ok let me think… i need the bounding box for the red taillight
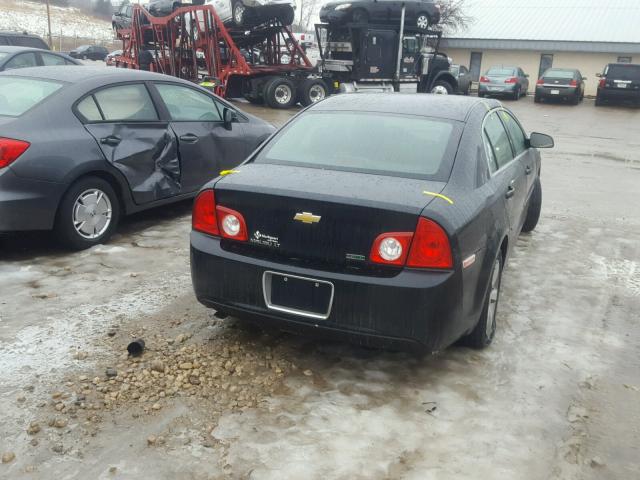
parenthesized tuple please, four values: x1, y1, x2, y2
(370, 232, 413, 266)
(599, 77, 606, 88)
(536, 78, 544, 85)
(569, 79, 578, 87)
(504, 77, 517, 84)
(406, 218, 453, 269)
(216, 205, 248, 241)
(369, 218, 453, 269)
(0, 137, 30, 169)
(192, 189, 219, 236)
(480, 76, 490, 83)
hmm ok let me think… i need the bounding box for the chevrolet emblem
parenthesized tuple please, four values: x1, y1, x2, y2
(294, 212, 321, 224)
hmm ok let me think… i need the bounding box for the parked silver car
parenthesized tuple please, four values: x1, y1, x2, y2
(479, 66, 529, 100)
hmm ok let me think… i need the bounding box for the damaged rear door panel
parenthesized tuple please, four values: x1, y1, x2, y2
(80, 82, 182, 205)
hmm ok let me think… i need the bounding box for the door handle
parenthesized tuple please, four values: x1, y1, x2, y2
(100, 135, 121, 146)
(525, 165, 532, 175)
(505, 180, 516, 199)
(179, 133, 199, 143)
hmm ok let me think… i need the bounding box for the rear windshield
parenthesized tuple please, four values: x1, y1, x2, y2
(13, 36, 48, 49)
(253, 111, 459, 181)
(607, 64, 640, 80)
(487, 68, 515, 76)
(544, 69, 574, 79)
(0, 77, 64, 116)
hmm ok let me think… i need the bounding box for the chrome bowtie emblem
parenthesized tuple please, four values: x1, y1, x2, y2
(293, 212, 321, 224)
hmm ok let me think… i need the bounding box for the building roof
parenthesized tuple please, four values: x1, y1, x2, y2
(443, 0, 640, 53)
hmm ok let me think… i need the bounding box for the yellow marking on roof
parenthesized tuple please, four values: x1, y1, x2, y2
(219, 169, 239, 176)
(423, 191, 454, 205)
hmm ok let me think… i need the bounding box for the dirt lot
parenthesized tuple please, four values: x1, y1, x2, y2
(1, 97, 639, 480)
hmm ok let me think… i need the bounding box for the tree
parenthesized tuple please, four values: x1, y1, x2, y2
(437, 0, 471, 33)
(292, 0, 321, 33)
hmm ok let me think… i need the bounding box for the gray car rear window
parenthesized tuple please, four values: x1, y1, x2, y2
(0, 77, 64, 117)
(487, 68, 516, 76)
(544, 69, 574, 79)
(254, 111, 458, 180)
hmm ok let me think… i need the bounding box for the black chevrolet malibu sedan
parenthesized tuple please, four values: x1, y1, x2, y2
(0, 67, 275, 249)
(320, 0, 440, 30)
(190, 94, 554, 352)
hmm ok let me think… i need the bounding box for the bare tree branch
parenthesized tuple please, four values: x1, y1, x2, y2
(437, 0, 472, 34)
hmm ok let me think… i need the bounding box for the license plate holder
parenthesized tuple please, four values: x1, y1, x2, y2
(550, 89, 560, 95)
(617, 83, 628, 89)
(263, 271, 334, 320)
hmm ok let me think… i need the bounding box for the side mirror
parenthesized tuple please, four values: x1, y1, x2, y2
(223, 107, 237, 130)
(529, 132, 554, 149)
(596, 73, 602, 78)
(524, 74, 529, 78)
(582, 76, 587, 80)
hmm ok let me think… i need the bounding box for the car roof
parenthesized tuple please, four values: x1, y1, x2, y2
(0, 30, 39, 37)
(0, 65, 186, 84)
(311, 93, 500, 122)
(0, 46, 49, 53)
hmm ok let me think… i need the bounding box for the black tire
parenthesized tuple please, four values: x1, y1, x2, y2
(534, 94, 542, 103)
(264, 77, 297, 109)
(478, 92, 485, 98)
(430, 80, 453, 95)
(416, 11, 430, 30)
(459, 254, 503, 349)
(278, 6, 295, 26)
(521, 178, 542, 233)
(570, 93, 580, 105)
(352, 8, 369, 23)
(54, 176, 120, 250)
(298, 78, 328, 106)
(512, 86, 520, 100)
(595, 95, 604, 106)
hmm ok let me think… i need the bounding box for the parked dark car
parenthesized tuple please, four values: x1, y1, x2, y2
(534, 68, 585, 104)
(479, 66, 529, 100)
(105, 49, 123, 66)
(450, 64, 471, 95)
(595, 63, 640, 106)
(112, 2, 133, 29)
(190, 94, 554, 352)
(0, 46, 80, 71)
(0, 31, 49, 50)
(0, 67, 275, 249)
(320, 0, 441, 31)
(69, 45, 109, 61)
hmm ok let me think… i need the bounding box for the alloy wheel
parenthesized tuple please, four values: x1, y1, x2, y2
(234, 2, 245, 24)
(416, 14, 429, 30)
(72, 189, 112, 240)
(431, 85, 449, 95)
(485, 257, 501, 338)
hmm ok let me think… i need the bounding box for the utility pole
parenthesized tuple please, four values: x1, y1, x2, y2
(45, 0, 53, 49)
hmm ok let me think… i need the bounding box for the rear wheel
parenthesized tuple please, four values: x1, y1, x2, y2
(264, 77, 297, 108)
(430, 80, 452, 95)
(298, 78, 328, 106)
(459, 255, 503, 349)
(521, 178, 542, 233)
(278, 6, 295, 26)
(595, 94, 605, 106)
(512, 86, 520, 100)
(54, 176, 120, 250)
(416, 12, 430, 30)
(534, 94, 542, 103)
(232, 0, 246, 25)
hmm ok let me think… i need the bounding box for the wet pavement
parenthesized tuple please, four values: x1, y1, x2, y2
(0, 96, 639, 479)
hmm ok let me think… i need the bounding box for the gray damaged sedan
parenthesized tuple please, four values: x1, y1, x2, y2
(0, 66, 275, 249)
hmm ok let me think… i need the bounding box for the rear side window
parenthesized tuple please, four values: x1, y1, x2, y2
(484, 112, 513, 169)
(14, 36, 48, 49)
(41, 53, 67, 66)
(92, 84, 158, 121)
(155, 83, 222, 121)
(254, 111, 458, 180)
(0, 77, 63, 117)
(4, 52, 38, 70)
(76, 96, 102, 121)
(607, 64, 640, 80)
(499, 110, 527, 156)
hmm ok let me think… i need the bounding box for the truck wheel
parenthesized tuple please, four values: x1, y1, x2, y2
(299, 78, 328, 106)
(54, 176, 120, 250)
(416, 12, 430, 30)
(265, 77, 297, 108)
(430, 80, 452, 95)
(233, 0, 246, 25)
(352, 9, 368, 23)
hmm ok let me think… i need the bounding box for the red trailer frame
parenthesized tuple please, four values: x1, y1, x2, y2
(115, 5, 313, 102)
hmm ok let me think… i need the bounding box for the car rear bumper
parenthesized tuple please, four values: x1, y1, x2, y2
(598, 87, 640, 101)
(478, 84, 518, 95)
(190, 232, 462, 352)
(536, 86, 578, 99)
(0, 168, 64, 232)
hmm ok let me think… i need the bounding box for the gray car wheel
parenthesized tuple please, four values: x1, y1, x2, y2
(233, 0, 246, 25)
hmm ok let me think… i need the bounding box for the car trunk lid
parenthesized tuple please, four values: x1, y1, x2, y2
(213, 164, 443, 270)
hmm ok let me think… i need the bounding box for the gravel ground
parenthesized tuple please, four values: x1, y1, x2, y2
(0, 97, 639, 479)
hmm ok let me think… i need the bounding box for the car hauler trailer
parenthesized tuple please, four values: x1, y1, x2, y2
(114, 4, 319, 108)
(315, 4, 456, 95)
